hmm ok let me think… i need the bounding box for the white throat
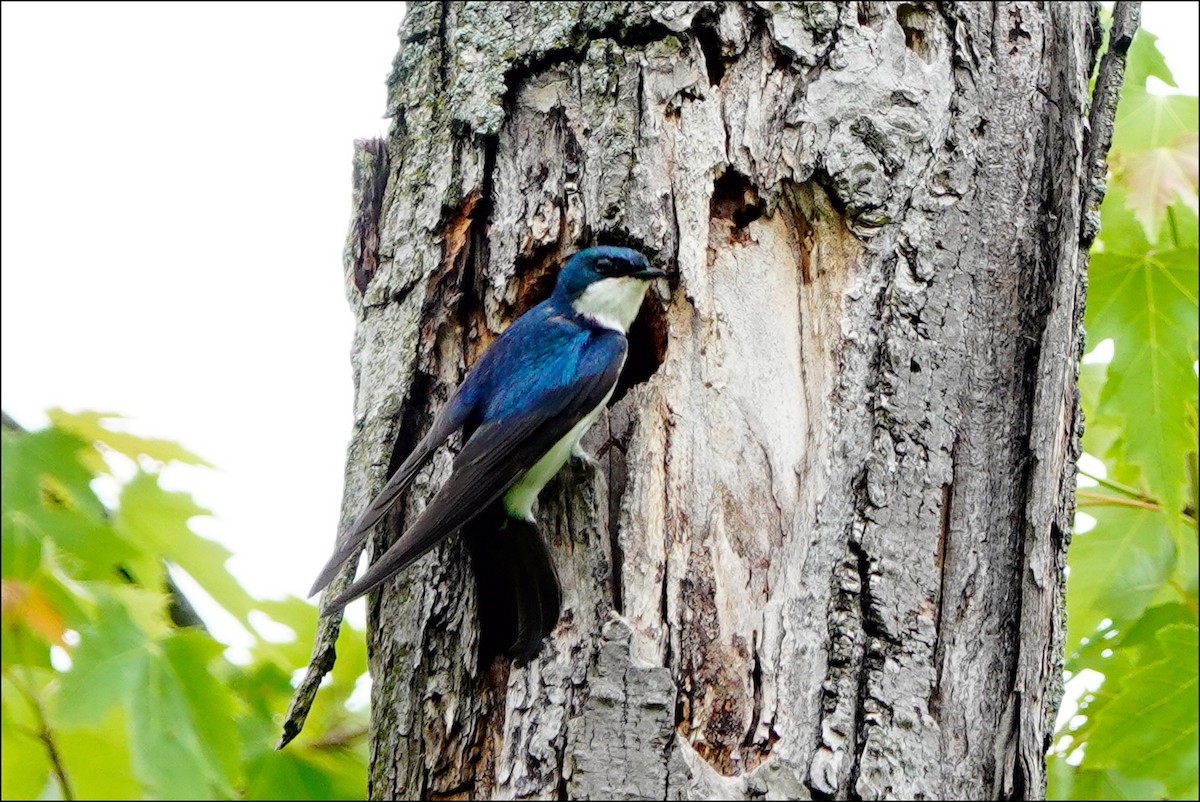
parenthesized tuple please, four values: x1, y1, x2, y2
(572, 276, 651, 333)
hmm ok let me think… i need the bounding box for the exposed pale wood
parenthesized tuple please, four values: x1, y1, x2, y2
(286, 2, 1129, 798)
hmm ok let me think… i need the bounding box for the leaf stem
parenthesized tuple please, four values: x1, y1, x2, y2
(1076, 485, 1200, 526)
(1077, 490, 1162, 513)
(1077, 469, 1154, 502)
(1169, 578, 1200, 617)
(307, 725, 370, 750)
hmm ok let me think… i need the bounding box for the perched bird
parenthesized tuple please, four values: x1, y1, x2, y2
(310, 246, 665, 663)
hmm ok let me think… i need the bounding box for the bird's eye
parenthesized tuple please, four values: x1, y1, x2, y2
(595, 258, 618, 276)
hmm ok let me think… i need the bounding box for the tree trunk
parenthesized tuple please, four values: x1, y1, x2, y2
(324, 2, 1107, 798)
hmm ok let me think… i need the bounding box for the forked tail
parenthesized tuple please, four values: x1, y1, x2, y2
(461, 504, 562, 666)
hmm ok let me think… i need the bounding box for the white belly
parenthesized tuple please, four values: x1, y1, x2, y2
(502, 385, 615, 521)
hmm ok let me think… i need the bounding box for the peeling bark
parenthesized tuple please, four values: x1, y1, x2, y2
(289, 2, 1124, 798)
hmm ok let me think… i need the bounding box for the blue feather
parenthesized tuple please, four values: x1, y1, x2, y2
(311, 246, 662, 660)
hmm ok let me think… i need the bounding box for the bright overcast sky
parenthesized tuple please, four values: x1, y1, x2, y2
(1, 2, 405, 624)
(1, 2, 1196, 630)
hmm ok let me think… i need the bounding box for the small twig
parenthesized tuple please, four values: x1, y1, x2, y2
(33, 696, 74, 800)
(5, 638, 75, 801)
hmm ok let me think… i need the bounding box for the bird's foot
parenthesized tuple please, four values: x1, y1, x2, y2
(570, 443, 601, 471)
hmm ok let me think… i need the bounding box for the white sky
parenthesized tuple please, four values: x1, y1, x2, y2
(1, 2, 404, 618)
(1, 3, 1197, 628)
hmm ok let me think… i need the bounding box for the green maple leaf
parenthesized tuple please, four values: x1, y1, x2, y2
(1111, 86, 1197, 156)
(115, 471, 258, 631)
(1120, 26, 1176, 91)
(129, 631, 240, 799)
(48, 409, 212, 468)
(1115, 132, 1199, 242)
(1066, 503, 1177, 650)
(1107, 27, 1199, 243)
(1076, 624, 1199, 798)
(1088, 191, 1199, 534)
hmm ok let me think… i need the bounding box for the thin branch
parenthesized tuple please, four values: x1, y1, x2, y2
(1079, 1, 1141, 246)
(280, 136, 387, 751)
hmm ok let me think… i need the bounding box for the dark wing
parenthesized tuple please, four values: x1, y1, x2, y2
(322, 337, 625, 615)
(307, 388, 477, 597)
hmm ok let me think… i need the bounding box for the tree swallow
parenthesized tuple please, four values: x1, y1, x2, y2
(310, 246, 665, 663)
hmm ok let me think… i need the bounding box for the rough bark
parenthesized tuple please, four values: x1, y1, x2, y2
(289, 2, 1122, 798)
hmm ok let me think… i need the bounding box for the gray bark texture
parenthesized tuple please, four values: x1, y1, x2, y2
(291, 1, 1119, 798)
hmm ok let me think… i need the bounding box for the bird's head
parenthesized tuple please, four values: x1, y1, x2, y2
(552, 246, 665, 332)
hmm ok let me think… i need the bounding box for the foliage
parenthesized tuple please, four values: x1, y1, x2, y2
(1049, 24, 1199, 801)
(1, 411, 368, 800)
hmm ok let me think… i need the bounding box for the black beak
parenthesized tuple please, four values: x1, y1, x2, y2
(633, 265, 667, 280)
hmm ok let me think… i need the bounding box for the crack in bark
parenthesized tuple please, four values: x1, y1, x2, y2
(435, 1, 451, 89)
(606, 414, 627, 616)
(930, 428, 960, 722)
(846, 537, 885, 790)
(348, 138, 391, 296)
(691, 8, 728, 87)
(743, 627, 772, 762)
